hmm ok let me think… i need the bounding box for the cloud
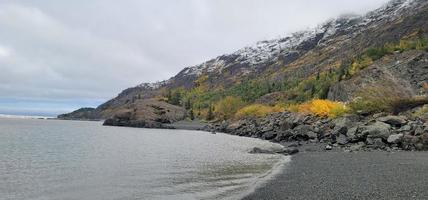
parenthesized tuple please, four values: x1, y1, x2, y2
(0, 4, 167, 99)
(0, 45, 11, 58)
(0, 0, 390, 115)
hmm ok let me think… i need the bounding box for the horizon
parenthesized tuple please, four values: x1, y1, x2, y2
(0, 0, 390, 116)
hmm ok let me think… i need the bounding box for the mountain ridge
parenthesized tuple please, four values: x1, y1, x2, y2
(59, 0, 428, 127)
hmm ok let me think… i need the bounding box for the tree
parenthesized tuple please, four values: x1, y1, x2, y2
(184, 98, 191, 110)
(166, 90, 172, 101)
(206, 104, 214, 121)
(214, 96, 245, 120)
(168, 91, 181, 106)
(189, 109, 195, 120)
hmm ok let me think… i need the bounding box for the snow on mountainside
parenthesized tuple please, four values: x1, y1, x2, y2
(135, 0, 419, 90)
(59, 0, 428, 121)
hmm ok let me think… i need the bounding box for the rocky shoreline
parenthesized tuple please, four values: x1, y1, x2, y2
(204, 112, 428, 152)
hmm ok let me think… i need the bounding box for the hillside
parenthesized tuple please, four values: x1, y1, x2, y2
(59, 0, 428, 128)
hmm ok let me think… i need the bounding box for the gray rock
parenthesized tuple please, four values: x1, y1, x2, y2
(263, 131, 277, 140)
(276, 148, 299, 155)
(346, 126, 359, 141)
(325, 145, 333, 150)
(350, 144, 364, 151)
(292, 125, 313, 140)
(398, 125, 412, 132)
(331, 117, 354, 135)
(337, 134, 349, 145)
(414, 126, 424, 136)
(279, 120, 293, 131)
(387, 134, 403, 144)
(363, 121, 392, 140)
(275, 130, 293, 142)
(377, 115, 407, 127)
(249, 147, 274, 154)
(287, 143, 298, 148)
(307, 131, 318, 139)
(422, 132, 428, 149)
(373, 138, 386, 149)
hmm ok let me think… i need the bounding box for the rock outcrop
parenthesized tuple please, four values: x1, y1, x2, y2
(57, 108, 99, 120)
(103, 99, 186, 128)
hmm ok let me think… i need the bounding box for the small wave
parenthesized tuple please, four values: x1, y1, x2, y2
(231, 155, 291, 200)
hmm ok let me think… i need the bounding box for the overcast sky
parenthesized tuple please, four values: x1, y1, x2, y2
(0, 0, 390, 116)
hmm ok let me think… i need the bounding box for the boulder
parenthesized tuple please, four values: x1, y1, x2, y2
(227, 120, 245, 130)
(373, 138, 386, 149)
(325, 145, 333, 150)
(249, 147, 274, 154)
(279, 120, 293, 131)
(337, 134, 349, 145)
(276, 148, 299, 155)
(292, 125, 313, 140)
(263, 131, 277, 140)
(331, 117, 354, 135)
(346, 126, 360, 142)
(414, 126, 424, 136)
(422, 132, 428, 148)
(401, 135, 421, 150)
(398, 125, 412, 132)
(350, 143, 365, 151)
(377, 115, 407, 127)
(274, 130, 293, 142)
(363, 121, 392, 140)
(387, 134, 403, 144)
(306, 131, 318, 139)
(249, 147, 299, 155)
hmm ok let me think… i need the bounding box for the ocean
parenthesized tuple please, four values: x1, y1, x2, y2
(0, 118, 288, 200)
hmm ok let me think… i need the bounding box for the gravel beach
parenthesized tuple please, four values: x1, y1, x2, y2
(243, 151, 428, 200)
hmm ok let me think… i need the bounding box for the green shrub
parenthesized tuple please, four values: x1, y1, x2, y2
(413, 104, 428, 119)
(235, 104, 284, 118)
(366, 47, 391, 60)
(348, 85, 427, 114)
(213, 96, 245, 120)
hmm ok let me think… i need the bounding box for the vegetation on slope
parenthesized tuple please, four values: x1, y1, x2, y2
(160, 36, 428, 121)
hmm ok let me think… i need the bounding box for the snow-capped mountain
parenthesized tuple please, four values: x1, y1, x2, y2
(169, 0, 419, 81)
(60, 0, 428, 120)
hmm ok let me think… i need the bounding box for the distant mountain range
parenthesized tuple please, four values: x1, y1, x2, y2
(59, 0, 428, 128)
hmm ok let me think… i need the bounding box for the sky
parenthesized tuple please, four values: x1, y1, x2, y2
(0, 0, 390, 116)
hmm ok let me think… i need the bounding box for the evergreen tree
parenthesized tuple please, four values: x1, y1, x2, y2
(185, 98, 191, 110)
(166, 90, 172, 101)
(206, 105, 214, 121)
(189, 109, 195, 120)
(169, 91, 181, 106)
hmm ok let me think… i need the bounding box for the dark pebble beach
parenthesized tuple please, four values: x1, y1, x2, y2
(243, 151, 428, 200)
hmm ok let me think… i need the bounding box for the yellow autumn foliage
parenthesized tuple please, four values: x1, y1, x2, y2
(235, 104, 285, 118)
(214, 96, 245, 120)
(288, 99, 348, 118)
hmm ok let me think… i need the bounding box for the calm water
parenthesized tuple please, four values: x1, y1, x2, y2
(0, 118, 288, 200)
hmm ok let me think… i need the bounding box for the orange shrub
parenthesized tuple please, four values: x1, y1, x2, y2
(235, 104, 284, 118)
(288, 99, 348, 118)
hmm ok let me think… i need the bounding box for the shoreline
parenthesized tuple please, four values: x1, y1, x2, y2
(52, 118, 428, 199)
(242, 150, 428, 200)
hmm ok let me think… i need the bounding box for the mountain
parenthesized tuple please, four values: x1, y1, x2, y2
(59, 0, 428, 127)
